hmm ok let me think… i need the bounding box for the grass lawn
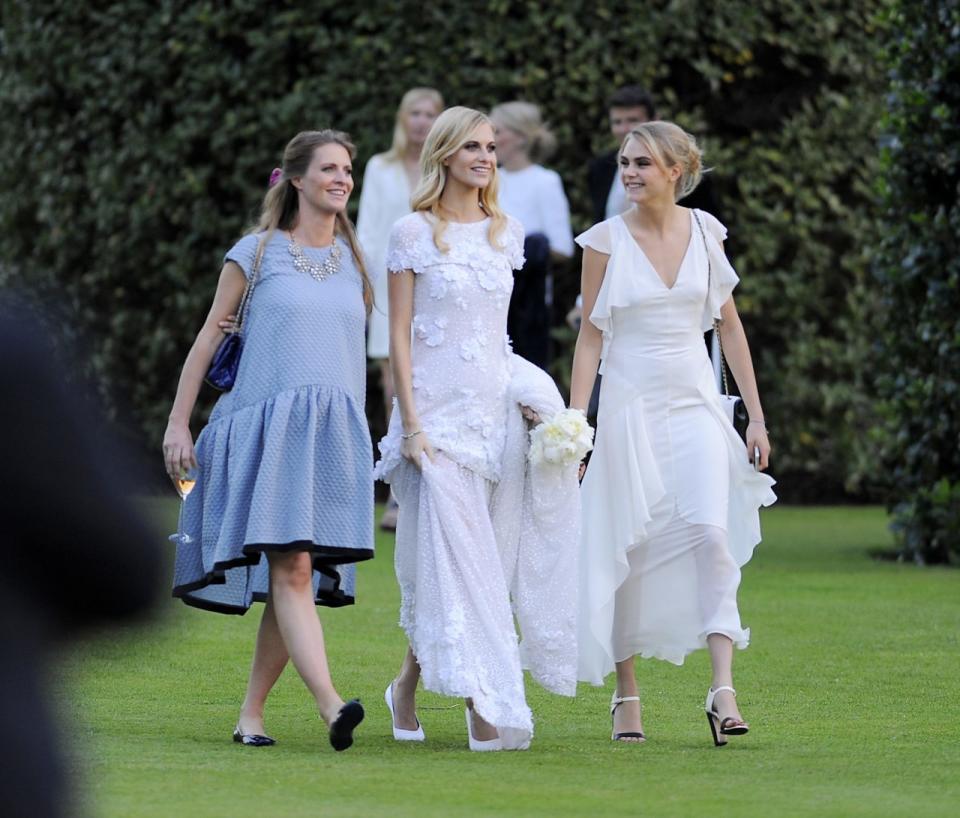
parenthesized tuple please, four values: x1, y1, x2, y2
(62, 504, 960, 818)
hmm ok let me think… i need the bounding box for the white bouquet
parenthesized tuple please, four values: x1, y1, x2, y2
(528, 408, 595, 467)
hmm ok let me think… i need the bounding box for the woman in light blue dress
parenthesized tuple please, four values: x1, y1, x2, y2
(163, 130, 374, 752)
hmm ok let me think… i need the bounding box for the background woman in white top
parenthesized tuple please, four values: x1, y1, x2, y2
(357, 87, 443, 529)
(570, 122, 776, 746)
(490, 101, 574, 367)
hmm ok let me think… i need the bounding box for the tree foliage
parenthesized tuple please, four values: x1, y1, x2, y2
(0, 0, 887, 499)
(872, 0, 960, 563)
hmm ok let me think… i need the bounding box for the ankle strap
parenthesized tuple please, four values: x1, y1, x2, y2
(711, 686, 736, 696)
(611, 695, 640, 704)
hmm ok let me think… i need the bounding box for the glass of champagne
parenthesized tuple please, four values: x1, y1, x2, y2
(177, 466, 199, 500)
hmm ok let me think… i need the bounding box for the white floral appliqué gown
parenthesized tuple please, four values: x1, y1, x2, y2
(374, 212, 579, 750)
(577, 209, 777, 683)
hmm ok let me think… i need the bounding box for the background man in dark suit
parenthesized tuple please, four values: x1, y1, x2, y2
(586, 85, 722, 225)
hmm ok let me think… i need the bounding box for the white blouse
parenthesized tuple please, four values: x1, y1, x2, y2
(497, 164, 575, 258)
(356, 153, 413, 358)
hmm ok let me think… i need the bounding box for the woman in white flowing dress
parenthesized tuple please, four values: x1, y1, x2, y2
(570, 121, 777, 746)
(374, 107, 580, 752)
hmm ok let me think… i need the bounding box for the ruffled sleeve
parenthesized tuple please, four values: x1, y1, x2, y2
(223, 233, 262, 281)
(384, 212, 429, 274)
(577, 221, 618, 338)
(694, 209, 739, 331)
(505, 216, 526, 270)
(574, 220, 612, 255)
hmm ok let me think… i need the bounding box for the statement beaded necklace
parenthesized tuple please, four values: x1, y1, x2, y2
(288, 231, 342, 283)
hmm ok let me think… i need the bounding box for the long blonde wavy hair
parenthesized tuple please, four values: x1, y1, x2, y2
(383, 87, 444, 163)
(250, 130, 373, 312)
(410, 106, 507, 253)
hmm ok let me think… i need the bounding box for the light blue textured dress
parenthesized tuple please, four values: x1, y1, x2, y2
(172, 230, 374, 614)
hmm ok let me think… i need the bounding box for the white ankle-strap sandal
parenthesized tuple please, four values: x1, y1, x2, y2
(704, 686, 749, 746)
(610, 693, 645, 742)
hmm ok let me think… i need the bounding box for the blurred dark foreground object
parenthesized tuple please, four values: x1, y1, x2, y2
(0, 295, 163, 818)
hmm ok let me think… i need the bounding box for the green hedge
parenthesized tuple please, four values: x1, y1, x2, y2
(0, 0, 888, 499)
(871, 0, 960, 563)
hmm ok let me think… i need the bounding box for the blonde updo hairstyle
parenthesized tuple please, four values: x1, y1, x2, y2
(411, 106, 508, 253)
(384, 87, 445, 162)
(252, 130, 373, 312)
(620, 121, 704, 201)
(489, 101, 557, 163)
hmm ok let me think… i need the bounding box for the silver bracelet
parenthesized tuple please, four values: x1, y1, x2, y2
(400, 429, 422, 440)
(748, 419, 767, 427)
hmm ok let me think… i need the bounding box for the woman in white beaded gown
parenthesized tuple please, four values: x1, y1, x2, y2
(374, 107, 580, 752)
(570, 121, 777, 745)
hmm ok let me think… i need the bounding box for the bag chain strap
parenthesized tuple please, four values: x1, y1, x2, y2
(234, 235, 267, 335)
(692, 209, 730, 397)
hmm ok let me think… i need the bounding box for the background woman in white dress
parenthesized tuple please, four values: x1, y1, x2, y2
(490, 101, 574, 367)
(570, 122, 776, 745)
(373, 106, 541, 751)
(358, 87, 443, 529)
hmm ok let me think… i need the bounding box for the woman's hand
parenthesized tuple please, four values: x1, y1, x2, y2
(746, 422, 771, 471)
(218, 313, 239, 334)
(400, 430, 436, 470)
(163, 423, 197, 484)
(520, 404, 541, 425)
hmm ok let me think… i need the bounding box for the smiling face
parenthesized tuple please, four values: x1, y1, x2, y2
(403, 98, 441, 148)
(293, 143, 354, 213)
(619, 135, 680, 203)
(444, 123, 496, 190)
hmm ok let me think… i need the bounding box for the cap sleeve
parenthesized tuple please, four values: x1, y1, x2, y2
(223, 233, 261, 281)
(575, 221, 612, 255)
(505, 216, 526, 270)
(698, 209, 728, 243)
(385, 213, 431, 274)
(693, 209, 739, 331)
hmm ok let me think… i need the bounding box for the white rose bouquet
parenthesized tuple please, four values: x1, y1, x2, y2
(528, 408, 595, 467)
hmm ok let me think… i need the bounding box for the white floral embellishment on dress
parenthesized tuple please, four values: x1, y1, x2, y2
(414, 314, 448, 347)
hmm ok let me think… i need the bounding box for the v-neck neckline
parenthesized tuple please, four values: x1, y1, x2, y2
(619, 210, 694, 291)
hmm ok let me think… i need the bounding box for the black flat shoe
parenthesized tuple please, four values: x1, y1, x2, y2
(232, 726, 276, 747)
(328, 699, 364, 752)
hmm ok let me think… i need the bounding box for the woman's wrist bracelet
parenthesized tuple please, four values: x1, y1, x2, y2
(748, 419, 767, 427)
(400, 429, 422, 440)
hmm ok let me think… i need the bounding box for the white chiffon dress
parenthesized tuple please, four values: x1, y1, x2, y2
(374, 212, 580, 750)
(577, 209, 777, 684)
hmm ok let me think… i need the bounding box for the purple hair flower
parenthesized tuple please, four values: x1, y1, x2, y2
(268, 167, 283, 188)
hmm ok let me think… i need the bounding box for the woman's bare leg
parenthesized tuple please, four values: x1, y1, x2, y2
(389, 645, 421, 730)
(237, 595, 288, 734)
(706, 633, 744, 722)
(612, 656, 644, 741)
(267, 551, 344, 724)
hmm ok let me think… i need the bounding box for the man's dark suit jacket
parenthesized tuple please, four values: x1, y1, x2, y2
(586, 149, 722, 226)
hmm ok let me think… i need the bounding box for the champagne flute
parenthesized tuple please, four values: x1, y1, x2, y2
(177, 466, 199, 499)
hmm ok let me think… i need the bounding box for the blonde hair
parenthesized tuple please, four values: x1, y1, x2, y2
(411, 106, 508, 253)
(490, 101, 557, 163)
(251, 130, 373, 312)
(620, 121, 704, 201)
(383, 87, 445, 162)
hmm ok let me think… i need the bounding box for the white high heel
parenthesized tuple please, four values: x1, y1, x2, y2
(384, 681, 425, 742)
(704, 685, 749, 747)
(465, 706, 502, 752)
(610, 693, 645, 742)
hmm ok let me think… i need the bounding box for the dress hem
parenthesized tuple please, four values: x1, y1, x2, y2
(171, 541, 374, 615)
